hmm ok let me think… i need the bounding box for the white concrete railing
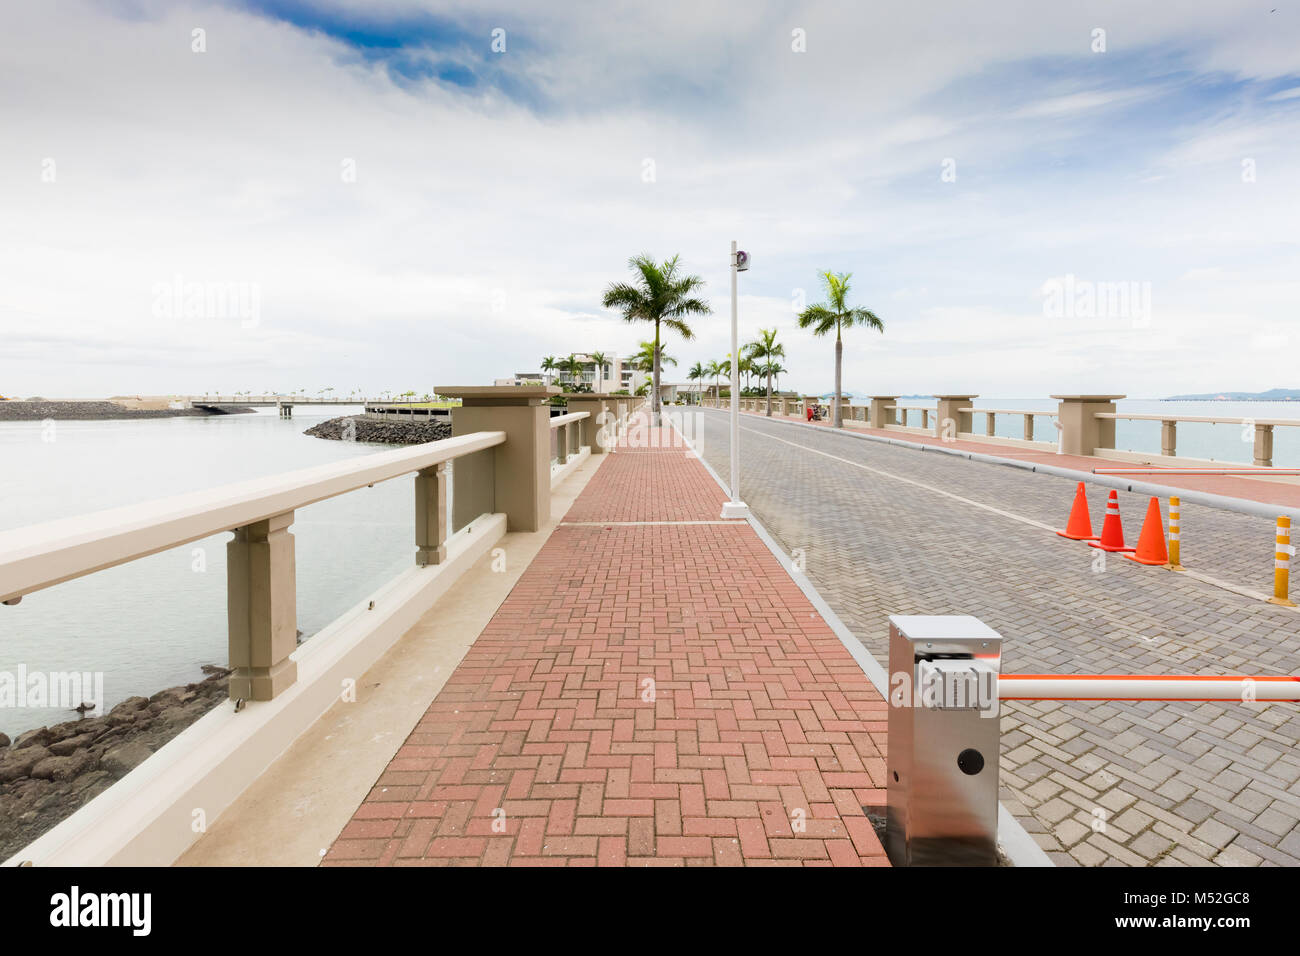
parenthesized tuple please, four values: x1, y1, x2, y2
(0, 430, 506, 700)
(960, 406, 1058, 445)
(0, 385, 616, 865)
(1094, 412, 1300, 468)
(885, 403, 935, 431)
(731, 391, 1300, 467)
(549, 410, 590, 467)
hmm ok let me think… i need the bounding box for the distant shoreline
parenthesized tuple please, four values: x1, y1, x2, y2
(0, 401, 255, 422)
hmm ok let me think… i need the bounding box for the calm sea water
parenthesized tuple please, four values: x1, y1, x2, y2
(4, 397, 1298, 735)
(873, 398, 1300, 466)
(0, 407, 415, 736)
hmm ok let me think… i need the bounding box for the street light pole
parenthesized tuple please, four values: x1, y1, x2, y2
(721, 239, 750, 520)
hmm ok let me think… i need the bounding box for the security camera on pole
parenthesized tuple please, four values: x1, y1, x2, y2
(721, 241, 751, 520)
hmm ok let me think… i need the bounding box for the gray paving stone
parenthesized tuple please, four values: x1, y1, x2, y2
(697, 410, 1300, 867)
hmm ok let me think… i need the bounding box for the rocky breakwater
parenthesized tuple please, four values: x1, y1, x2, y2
(0, 401, 253, 421)
(0, 666, 230, 861)
(304, 415, 451, 445)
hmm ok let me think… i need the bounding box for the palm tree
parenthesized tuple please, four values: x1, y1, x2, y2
(540, 355, 557, 386)
(760, 360, 787, 394)
(745, 328, 786, 417)
(633, 339, 675, 374)
(590, 351, 609, 392)
(706, 359, 726, 406)
(796, 272, 884, 428)
(601, 254, 711, 421)
(563, 353, 585, 390)
(718, 356, 733, 404)
(687, 361, 706, 406)
(632, 340, 675, 404)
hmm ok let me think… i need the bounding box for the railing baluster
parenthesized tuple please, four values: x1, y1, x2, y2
(1255, 424, 1274, 467)
(415, 462, 448, 566)
(227, 512, 298, 701)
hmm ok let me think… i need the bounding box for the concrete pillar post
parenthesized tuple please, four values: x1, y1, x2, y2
(1254, 424, 1274, 467)
(564, 393, 611, 454)
(869, 396, 899, 429)
(1161, 420, 1177, 458)
(438, 385, 557, 533)
(933, 396, 976, 439)
(1052, 395, 1125, 456)
(227, 512, 298, 701)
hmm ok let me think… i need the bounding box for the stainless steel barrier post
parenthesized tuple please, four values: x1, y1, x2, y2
(886, 615, 1002, 866)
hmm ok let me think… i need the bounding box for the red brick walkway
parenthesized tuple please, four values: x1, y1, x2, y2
(323, 422, 890, 866)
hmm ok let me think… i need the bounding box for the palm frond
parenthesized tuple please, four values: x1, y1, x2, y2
(849, 308, 885, 332)
(796, 304, 838, 336)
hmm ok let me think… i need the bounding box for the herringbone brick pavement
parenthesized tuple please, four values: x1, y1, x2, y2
(323, 420, 890, 866)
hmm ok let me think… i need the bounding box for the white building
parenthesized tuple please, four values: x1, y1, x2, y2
(494, 372, 545, 387)
(540, 352, 650, 394)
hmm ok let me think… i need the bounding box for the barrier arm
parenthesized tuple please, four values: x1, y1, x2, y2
(999, 674, 1300, 701)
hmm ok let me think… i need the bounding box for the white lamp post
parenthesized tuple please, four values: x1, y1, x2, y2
(720, 240, 751, 520)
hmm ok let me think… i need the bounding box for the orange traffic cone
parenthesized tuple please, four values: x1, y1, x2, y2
(1124, 497, 1169, 566)
(1056, 482, 1099, 540)
(1088, 490, 1135, 552)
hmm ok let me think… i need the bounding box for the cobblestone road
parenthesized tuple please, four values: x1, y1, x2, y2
(693, 408, 1300, 866)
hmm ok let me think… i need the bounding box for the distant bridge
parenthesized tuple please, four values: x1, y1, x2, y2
(187, 394, 385, 406)
(186, 395, 389, 418)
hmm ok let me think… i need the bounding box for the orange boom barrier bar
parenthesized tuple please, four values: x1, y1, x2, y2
(999, 674, 1300, 701)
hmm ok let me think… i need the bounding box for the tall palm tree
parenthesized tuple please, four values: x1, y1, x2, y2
(633, 340, 675, 403)
(601, 254, 711, 421)
(687, 361, 706, 406)
(633, 339, 675, 374)
(745, 328, 786, 417)
(706, 358, 726, 405)
(736, 354, 753, 392)
(761, 360, 787, 393)
(563, 353, 585, 390)
(796, 272, 884, 428)
(540, 355, 557, 386)
(590, 351, 609, 392)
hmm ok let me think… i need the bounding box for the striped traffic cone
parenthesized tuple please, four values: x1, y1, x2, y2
(1088, 490, 1135, 552)
(1056, 482, 1099, 540)
(1124, 497, 1169, 566)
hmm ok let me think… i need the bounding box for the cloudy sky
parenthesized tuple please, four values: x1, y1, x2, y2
(1, 0, 1298, 399)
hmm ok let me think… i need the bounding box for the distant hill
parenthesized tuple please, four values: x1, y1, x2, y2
(1165, 388, 1300, 401)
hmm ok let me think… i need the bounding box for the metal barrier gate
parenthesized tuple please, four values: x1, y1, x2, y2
(885, 615, 1300, 867)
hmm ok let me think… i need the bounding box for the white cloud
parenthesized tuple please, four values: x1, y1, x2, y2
(0, 0, 1298, 399)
